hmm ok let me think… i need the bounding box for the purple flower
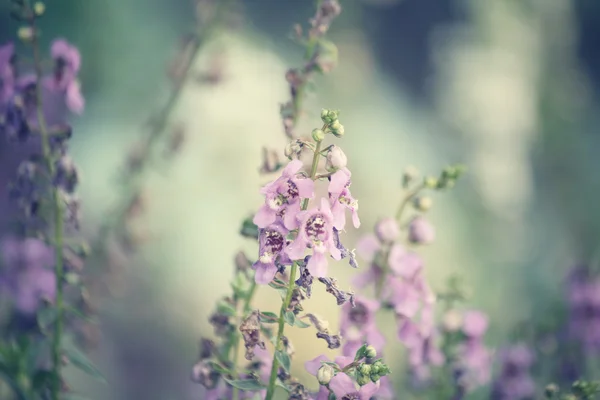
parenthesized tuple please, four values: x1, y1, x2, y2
(0, 42, 15, 106)
(340, 296, 386, 356)
(387, 244, 422, 279)
(374, 217, 399, 243)
(328, 168, 360, 230)
(253, 159, 314, 230)
(253, 223, 291, 284)
(304, 354, 352, 376)
(47, 38, 84, 114)
(352, 234, 382, 289)
(285, 198, 341, 277)
(462, 310, 488, 338)
(0, 237, 56, 315)
(408, 217, 435, 245)
(329, 373, 379, 400)
(491, 344, 535, 400)
(457, 339, 492, 388)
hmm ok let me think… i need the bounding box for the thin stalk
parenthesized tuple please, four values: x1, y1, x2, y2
(395, 183, 425, 222)
(265, 140, 323, 400)
(27, 4, 66, 399)
(231, 280, 258, 400)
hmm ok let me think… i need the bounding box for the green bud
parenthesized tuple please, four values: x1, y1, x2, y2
(17, 26, 34, 42)
(544, 383, 559, 398)
(312, 128, 325, 142)
(34, 2, 46, 16)
(370, 373, 380, 383)
(317, 364, 335, 385)
(331, 124, 345, 138)
(370, 363, 381, 375)
(413, 196, 433, 212)
(358, 364, 371, 375)
(356, 374, 370, 386)
(321, 109, 339, 124)
(365, 345, 377, 359)
(424, 176, 438, 189)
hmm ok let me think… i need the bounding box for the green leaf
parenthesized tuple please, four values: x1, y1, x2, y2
(293, 318, 310, 328)
(240, 218, 259, 239)
(32, 369, 53, 391)
(206, 360, 231, 375)
(216, 301, 237, 317)
(37, 307, 57, 331)
(259, 312, 278, 323)
(62, 338, 106, 384)
(284, 311, 295, 327)
(354, 344, 368, 361)
(275, 378, 290, 392)
(231, 272, 250, 295)
(223, 378, 266, 391)
(275, 350, 291, 373)
(66, 306, 97, 323)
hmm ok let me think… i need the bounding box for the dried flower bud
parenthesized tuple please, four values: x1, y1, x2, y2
(319, 277, 354, 306)
(306, 313, 329, 333)
(312, 128, 325, 142)
(413, 196, 433, 212)
(260, 147, 282, 174)
(284, 140, 303, 160)
(234, 251, 251, 273)
(375, 217, 399, 243)
(239, 310, 265, 360)
(325, 145, 347, 171)
(317, 364, 335, 385)
(316, 332, 341, 349)
(54, 155, 79, 193)
(365, 345, 377, 359)
(191, 360, 220, 389)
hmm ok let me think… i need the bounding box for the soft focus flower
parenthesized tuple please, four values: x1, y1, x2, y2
(491, 344, 535, 400)
(254, 159, 314, 230)
(329, 373, 379, 400)
(325, 145, 347, 171)
(286, 198, 341, 277)
(462, 310, 489, 338)
(0, 237, 56, 315)
(0, 42, 15, 106)
(374, 217, 399, 243)
(408, 217, 436, 245)
(328, 168, 360, 230)
(566, 266, 600, 350)
(340, 296, 386, 356)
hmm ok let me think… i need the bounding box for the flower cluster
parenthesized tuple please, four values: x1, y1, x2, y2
(566, 266, 600, 350)
(491, 344, 536, 400)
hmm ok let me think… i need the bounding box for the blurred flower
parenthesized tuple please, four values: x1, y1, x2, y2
(408, 217, 436, 245)
(491, 344, 535, 400)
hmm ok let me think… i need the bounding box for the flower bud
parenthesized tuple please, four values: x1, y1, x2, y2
(424, 176, 437, 189)
(330, 120, 345, 138)
(34, 2, 46, 16)
(325, 145, 347, 171)
(312, 128, 325, 142)
(375, 217, 399, 243)
(18, 26, 34, 42)
(365, 345, 377, 359)
(321, 109, 339, 124)
(544, 383, 559, 398)
(414, 196, 433, 212)
(371, 361, 382, 374)
(370, 373, 380, 383)
(408, 217, 436, 245)
(358, 363, 371, 375)
(284, 140, 303, 160)
(357, 374, 371, 386)
(317, 364, 335, 385)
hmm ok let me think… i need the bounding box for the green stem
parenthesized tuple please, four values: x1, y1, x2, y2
(231, 280, 258, 400)
(27, 5, 65, 399)
(395, 183, 425, 222)
(265, 141, 323, 400)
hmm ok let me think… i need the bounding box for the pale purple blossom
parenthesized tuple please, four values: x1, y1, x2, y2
(286, 198, 341, 277)
(329, 373, 380, 400)
(328, 168, 360, 230)
(491, 344, 535, 400)
(408, 216, 435, 245)
(374, 217, 399, 243)
(340, 296, 386, 356)
(0, 42, 15, 106)
(254, 159, 314, 230)
(253, 223, 291, 284)
(46, 39, 85, 114)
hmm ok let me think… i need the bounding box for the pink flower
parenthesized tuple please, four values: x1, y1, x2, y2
(340, 296, 386, 356)
(387, 244, 422, 279)
(328, 168, 360, 230)
(408, 217, 436, 245)
(375, 217, 399, 243)
(285, 198, 341, 277)
(329, 373, 380, 400)
(462, 310, 489, 338)
(253, 160, 314, 230)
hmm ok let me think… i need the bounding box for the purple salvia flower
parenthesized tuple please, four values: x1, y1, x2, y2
(329, 373, 380, 400)
(253, 159, 314, 230)
(285, 198, 341, 277)
(253, 223, 291, 284)
(408, 216, 436, 245)
(328, 168, 360, 230)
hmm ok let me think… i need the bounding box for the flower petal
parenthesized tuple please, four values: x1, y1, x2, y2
(329, 373, 356, 398)
(304, 354, 331, 376)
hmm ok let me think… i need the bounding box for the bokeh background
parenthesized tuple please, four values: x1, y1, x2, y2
(2, 0, 600, 399)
